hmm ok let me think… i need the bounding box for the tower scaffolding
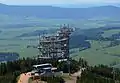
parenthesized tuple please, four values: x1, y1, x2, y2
(37, 24, 74, 59)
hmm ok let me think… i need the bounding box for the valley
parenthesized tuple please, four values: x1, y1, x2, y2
(1, 18, 120, 67)
(0, 4, 120, 67)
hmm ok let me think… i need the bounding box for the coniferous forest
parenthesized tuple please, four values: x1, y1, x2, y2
(0, 57, 120, 83)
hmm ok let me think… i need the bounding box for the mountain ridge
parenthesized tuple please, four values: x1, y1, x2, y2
(0, 3, 120, 8)
(0, 3, 120, 19)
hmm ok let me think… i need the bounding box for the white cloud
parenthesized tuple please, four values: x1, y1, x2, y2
(0, 0, 120, 5)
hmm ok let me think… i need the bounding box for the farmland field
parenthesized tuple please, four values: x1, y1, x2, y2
(102, 29, 120, 37)
(1, 18, 120, 66)
(72, 28, 120, 66)
(0, 18, 105, 58)
(73, 40, 120, 66)
(0, 26, 41, 58)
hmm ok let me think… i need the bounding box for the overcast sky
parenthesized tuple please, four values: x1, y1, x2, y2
(0, 0, 120, 6)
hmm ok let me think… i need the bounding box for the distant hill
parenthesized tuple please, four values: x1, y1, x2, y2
(0, 3, 120, 19)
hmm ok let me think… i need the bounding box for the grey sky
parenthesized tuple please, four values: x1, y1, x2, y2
(0, 0, 120, 5)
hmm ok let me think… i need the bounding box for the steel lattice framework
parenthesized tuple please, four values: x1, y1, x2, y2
(38, 25, 74, 59)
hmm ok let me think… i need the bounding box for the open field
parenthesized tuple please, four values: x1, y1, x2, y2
(0, 39, 39, 58)
(0, 27, 40, 58)
(0, 18, 108, 58)
(73, 40, 120, 66)
(102, 29, 120, 37)
(1, 18, 120, 64)
(72, 28, 120, 66)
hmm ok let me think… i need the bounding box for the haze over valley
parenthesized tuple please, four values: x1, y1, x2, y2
(1, 3, 120, 66)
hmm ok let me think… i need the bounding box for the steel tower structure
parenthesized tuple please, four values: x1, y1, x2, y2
(37, 24, 74, 59)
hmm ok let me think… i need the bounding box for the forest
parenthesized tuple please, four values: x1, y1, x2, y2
(0, 57, 84, 83)
(1, 57, 120, 83)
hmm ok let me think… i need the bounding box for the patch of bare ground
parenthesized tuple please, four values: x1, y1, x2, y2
(31, 80, 47, 83)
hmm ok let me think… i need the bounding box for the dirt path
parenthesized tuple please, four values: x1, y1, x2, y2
(64, 76, 77, 83)
(63, 70, 82, 83)
(17, 70, 82, 83)
(18, 72, 31, 83)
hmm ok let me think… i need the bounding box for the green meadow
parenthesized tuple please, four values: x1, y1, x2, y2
(73, 40, 120, 66)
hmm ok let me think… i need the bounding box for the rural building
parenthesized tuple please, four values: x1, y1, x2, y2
(31, 63, 60, 77)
